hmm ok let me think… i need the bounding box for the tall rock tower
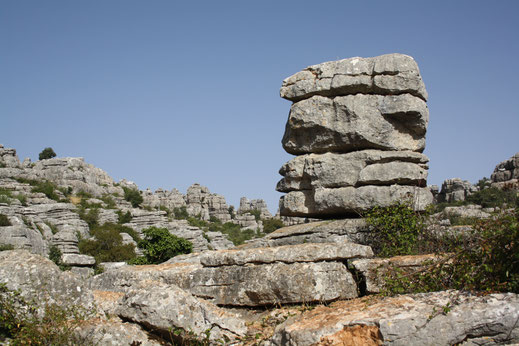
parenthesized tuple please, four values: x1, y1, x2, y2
(277, 54, 433, 217)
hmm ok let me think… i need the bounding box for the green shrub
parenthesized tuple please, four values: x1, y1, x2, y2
(173, 206, 189, 220)
(38, 147, 56, 160)
(116, 210, 132, 224)
(133, 227, 192, 264)
(0, 244, 14, 251)
(381, 209, 519, 295)
(262, 218, 284, 234)
(78, 225, 136, 263)
(30, 180, 60, 201)
(44, 221, 59, 235)
(246, 209, 262, 222)
(122, 187, 143, 208)
(0, 214, 11, 227)
(208, 222, 255, 246)
(187, 216, 209, 229)
(78, 208, 99, 229)
(366, 203, 425, 257)
(48, 245, 69, 271)
(14, 194, 27, 206)
(0, 283, 95, 344)
(466, 187, 518, 208)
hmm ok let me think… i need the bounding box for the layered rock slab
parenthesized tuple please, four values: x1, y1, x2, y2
(90, 242, 371, 306)
(282, 94, 429, 155)
(269, 291, 519, 345)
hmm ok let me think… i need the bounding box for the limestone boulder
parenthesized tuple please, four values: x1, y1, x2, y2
(277, 150, 428, 192)
(280, 185, 433, 217)
(282, 94, 428, 155)
(62, 253, 96, 267)
(280, 54, 427, 102)
(436, 178, 477, 203)
(116, 283, 247, 343)
(491, 152, 519, 183)
(269, 291, 519, 345)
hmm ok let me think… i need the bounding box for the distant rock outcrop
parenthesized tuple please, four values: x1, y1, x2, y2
(277, 54, 433, 217)
(491, 152, 519, 189)
(436, 178, 478, 203)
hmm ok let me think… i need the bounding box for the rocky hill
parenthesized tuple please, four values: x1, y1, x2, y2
(1, 54, 518, 345)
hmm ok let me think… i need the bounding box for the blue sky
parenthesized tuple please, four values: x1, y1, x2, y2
(2, 1, 518, 213)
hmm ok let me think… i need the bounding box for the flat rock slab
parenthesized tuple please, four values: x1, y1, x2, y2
(277, 150, 429, 192)
(90, 244, 361, 306)
(241, 219, 371, 249)
(280, 185, 433, 217)
(200, 242, 373, 267)
(269, 291, 519, 345)
(282, 94, 428, 155)
(280, 53, 427, 102)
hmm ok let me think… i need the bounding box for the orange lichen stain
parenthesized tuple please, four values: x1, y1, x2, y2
(317, 325, 383, 346)
(92, 290, 124, 302)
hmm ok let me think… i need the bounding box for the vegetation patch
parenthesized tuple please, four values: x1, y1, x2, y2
(0, 214, 11, 227)
(122, 187, 143, 208)
(78, 223, 137, 264)
(130, 226, 192, 265)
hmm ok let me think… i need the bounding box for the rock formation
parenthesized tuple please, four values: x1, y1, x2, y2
(277, 54, 433, 217)
(491, 152, 519, 189)
(436, 178, 478, 203)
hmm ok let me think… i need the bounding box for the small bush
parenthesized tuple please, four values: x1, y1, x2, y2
(187, 216, 209, 229)
(0, 244, 14, 251)
(246, 209, 262, 222)
(262, 218, 284, 234)
(38, 147, 56, 160)
(366, 203, 425, 257)
(78, 224, 137, 263)
(134, 227, 192, 264)
(466, 187, 518, 208)
(48, 245, 69, 271)
(78, 208, 99, 229)
(122, 187, 143, 208)
(209, 222, 255, 246)
(116, 210, 132, 224)
(0, 214, 11, 227)
(173, 206, 189, 220)
(30, 180, 60, 201)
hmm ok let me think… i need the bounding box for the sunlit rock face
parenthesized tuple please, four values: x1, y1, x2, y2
(277, 54, 433, 217)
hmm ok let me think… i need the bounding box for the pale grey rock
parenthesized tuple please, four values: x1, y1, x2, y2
(51, 229, 79, 254)
(241, 219, 371, 249)
(238, 197, 272, 219)
(277, 150, 429, 192)
(76, 319, 161, 346)
(124, 208, 168, 233)
(282, 94, 428, 155)
(233, 212, 261, 231)
(62, 253, 95, 266)
(0, 224, 46, 255)
(116, 283, 247, 343)
(28, 203, 90, 237)
(441, 204, 491, 220)
(0, 144, 21, 168)
(97, 208, 118, 225)
(280, 185, 433, 217)
(0, 250, 93, 307)
(269, 291, 519, 346)
(280, 54, 427, 102)
(204, 231, 234, 250)
(199, 242, 373, 267)
(491, 152, 519, 190)
(278, 215, 319, 226)
(70, 266, 94, 279)
(142, 187, 186, 211)
(187, 261, 358, 306)
(185, 183, 233, 222)
(437, 178, 478, 203)
(99, 262, 127, 271)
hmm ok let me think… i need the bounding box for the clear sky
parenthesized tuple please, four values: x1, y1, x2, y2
(2, 1, 518, 213)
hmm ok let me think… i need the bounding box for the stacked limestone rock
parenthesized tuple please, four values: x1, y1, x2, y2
(277, 54, 434, 217)
(491, 152, 519, 189)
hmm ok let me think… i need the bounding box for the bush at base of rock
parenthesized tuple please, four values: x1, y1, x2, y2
(122, 186, 143, 208)
(0, 214, 11, 227)
(208, 221, 256, 246)
(466, 186, 518, 208)
(262, 218, 284, 234)
(131, 226, 192, 265)
(78, 224, 137, 263)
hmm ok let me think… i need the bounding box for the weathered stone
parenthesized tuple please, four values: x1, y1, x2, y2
(185, 183, 232, 222)
(280, 185, 433, 217)
(233, 212, 261, 231)
(0, 145, 21, 168)
(441, 204, 491, 220)
(200, 242, 373, 267)
(76, 319, 161, 346)
(204, 231, 234, 250)
(0, 224, 46, 255)
(277, 150, 429, 192)
(142, 187, 186, 211)
(51, 229, 79, 254)
(116, 283, 247, 343)
(0, 250, 92, 307)
(62, 253, 96, 266)
(238, 197, 272, 219)
(491, 152, 519, 183)
(436, 178, 478, 203)
(282, 94, 428, 155)
(241, 219, 371, 249)
(280, 54, 427, 102)
(269, 291, 519, 345)
(187, 261, 358, 306)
